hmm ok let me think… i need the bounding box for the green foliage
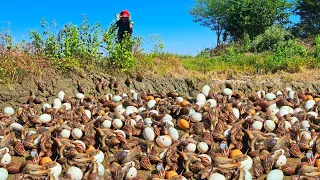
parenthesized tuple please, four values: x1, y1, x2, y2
(190, 0, 292, 42)
(250, 26, 292, 52)
(314, 35, 320, 60)
(0, 22, 13, 51)
(148, 34, 165, 55)
(292, 0, 320, 37)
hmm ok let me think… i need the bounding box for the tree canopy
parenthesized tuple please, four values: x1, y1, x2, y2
(292, 0, 320, 38)
(190, 0, 292, 44)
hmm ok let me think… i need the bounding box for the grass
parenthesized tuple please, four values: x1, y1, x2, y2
(1, 17, 320, 84)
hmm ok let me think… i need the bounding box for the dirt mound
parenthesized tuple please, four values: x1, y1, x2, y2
(1, 69, 320, 110)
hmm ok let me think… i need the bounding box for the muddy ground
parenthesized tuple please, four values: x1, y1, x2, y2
(1, 69, 320, 179)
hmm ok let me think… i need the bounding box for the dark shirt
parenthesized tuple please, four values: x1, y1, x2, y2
(116, 19, 133, 35)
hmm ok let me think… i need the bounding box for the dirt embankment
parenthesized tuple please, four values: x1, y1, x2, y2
(1, 69, 320, 110)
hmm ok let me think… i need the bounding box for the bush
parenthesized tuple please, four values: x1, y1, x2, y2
(314, 34, 320, 59)
(250, 26, 292, 52)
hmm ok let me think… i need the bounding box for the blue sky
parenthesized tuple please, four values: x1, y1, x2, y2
(0, 0, 299, 56)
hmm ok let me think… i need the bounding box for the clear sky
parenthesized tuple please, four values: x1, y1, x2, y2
(0, 0, 299, 56)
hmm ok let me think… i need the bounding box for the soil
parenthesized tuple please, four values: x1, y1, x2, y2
(2, 69, 320, 180)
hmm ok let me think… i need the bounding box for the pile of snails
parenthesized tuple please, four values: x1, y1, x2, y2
(1, 79, 320, 180)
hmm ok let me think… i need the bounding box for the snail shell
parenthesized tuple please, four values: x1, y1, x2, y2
(264, 120, 276, 132)
(240, 155, 253, 171)
(0, 152, 11, 166)
(305, 100, 315, 111)
(62, 103, 71, 111)
(197, 93, 206, 104)
(50, 162, 62, 179)
(126, 166, 137, 179)
(251, 121, 263, 131)
(207, 99, 217, 108)
(147, 100, 157, 109)
(275, 154, 287, 168)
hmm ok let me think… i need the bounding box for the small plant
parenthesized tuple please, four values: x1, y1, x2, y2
(314, 34, 320, 59)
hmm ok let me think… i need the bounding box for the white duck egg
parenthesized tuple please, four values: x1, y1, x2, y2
(197, 93, 206, 104)
(97, 162, 105, 176)
(245, 170, 252, 180)
(197, 142, 209, 153)
(186, 143, 196, 152)
(126, 167, 137, 179)
(149, 110, 159, 115)
(67, 166, 83, 180)
(162, 114, 173, 122)
(4, 107, 14, 116)
(49, 162, 62, 178)
(112, 119, 123, 129)
(115, 104, 123, 113)
(207, 99, 217, 108)
(93, 150, 104, 163)
(251, 121, 263, 131)
(301, 120, 310, 130)
(168, 127, 179, 141)
(147, 100, 157, 109)
(266, 169, 284, 180)
(113, 95, 122, 102)
(71, 128, 83, 139)
(279, 108, 289, 117)
(53, 98, 62, 108)
(202, 85, 211, 97)
(156, 135, 172, 148)
(125, 106, 134, 116)
(264, 120, 276, 132)
(10, 122, 23, 131)
(102, 120, 112, 128)
(209, 173, 226, 180)
(62, 103, 71, 111)
(232, 108, 240, 119)
(176, 97, 184, 103)
(39, 114, 52, 123)
(223, 88, 232, 96)
(76, 93, 85, 100)
(191, 112, 202, 122)
(143, 127, 155, 141)
(275, 154, 287, 168)
(0, 168, 8, 180)
(132, 93, 138, 101)
(60, 129, 71, 138)
(144, 118, 153, 126)
(288, 91, 295, 99)
(240, 155, 253, 171)
(305, 100, 315, 111)
(266, 93, 276, 100)
(0, 152, 11, 166)
(189, 108, 196, 116)
(58, 91, 65, 101)
(84, 110, 91, 119)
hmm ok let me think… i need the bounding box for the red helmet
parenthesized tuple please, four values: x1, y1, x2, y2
(120, 10, 130, 18)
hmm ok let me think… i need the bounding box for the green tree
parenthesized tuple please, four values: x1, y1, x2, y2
(190, 0, 292, 42)
(292, 0, 320, 37)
